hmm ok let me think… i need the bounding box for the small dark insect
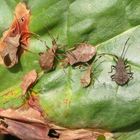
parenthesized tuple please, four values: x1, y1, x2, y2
(109, 37, 133, 86)
(48, 129, 60, 138)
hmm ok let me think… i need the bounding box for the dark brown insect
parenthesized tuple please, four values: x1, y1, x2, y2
(109, 37, 133, 86)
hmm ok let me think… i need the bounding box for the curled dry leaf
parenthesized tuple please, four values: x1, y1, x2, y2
(0, 2, 30, 68)
(0, 108, 51, 140)
(0, 34, 20, 67)
(20, 70, 38, 95)
(0, 108, 113, 140)
(27, 94, 43, 115)
(39, 40, 57, 71)
(65, 43, 96, 66)
(49, 124, 114, 140)
(80, 65, 92, 87)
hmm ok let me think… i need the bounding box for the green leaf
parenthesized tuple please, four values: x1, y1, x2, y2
(97, 135, 106, 140)
(0, 0, 140, 139)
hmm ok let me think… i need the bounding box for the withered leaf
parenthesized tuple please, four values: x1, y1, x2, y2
(0, 108, 113, 140)
(14, 2, 30, 46)
(27, 94, 43, 115)
(0, 2, 30, 68)
(39, 41, 57, 71)
(66, 43, 96, 65)
(0, 34, 20, 68)
(0, 108, 51, 140)
(80, 65, 92, 87)
(20, 70, 37, 95)
(49, 124, 113, 140)
(8, 2, 30, 46)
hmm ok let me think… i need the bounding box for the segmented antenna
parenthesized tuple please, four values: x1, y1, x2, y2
(121, 37, 130, 59)
(42, 22, 58, 46)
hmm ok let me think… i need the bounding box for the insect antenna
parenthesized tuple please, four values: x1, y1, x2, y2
(121, 37, 130, 59)
(42, 24, 63, 62)
(92, 55, 104, 78)
(21, 32, 50, 49)
(47, 28, 57, 44)
(42, 22, 58, 45)
(40, 21, 67, 55)
(122, 43, 131, 60)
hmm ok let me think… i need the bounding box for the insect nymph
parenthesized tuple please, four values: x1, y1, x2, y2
(109, 37, 133, 86)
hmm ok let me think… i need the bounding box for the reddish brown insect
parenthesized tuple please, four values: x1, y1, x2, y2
(80, 55, 103, 88)
(63, 43, 96, 66)
(80, 65, 92, 87)
(0, 2, 30, 68)
(39, 40, 58, 71)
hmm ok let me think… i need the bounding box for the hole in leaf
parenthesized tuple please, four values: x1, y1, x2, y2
(48, 129, 60, 138)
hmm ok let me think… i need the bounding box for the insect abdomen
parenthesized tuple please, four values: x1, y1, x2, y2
(114, 71, 129, 85)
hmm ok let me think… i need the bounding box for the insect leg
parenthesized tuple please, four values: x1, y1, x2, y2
(129, 74, 133, 80)
(125, 64, 131, 69)
(128, 72, 133, 75)
(20, 43, 36, 54)
(22, 32, 49, 49)
(92, 75, 101, 85)
(128, 72, 133, 77)
(124, 59, 128, 64)
(113, 56, 118, 63)
(127, 72, 133, 80)
(125, 65, 132, 73)
(111, 74, 115, 81)
(109, 65, 116, 73)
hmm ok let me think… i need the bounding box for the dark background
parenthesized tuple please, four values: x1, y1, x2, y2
(0, 135, 20, 140)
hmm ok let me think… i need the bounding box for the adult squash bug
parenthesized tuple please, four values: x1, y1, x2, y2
(109, 37, 133, 86)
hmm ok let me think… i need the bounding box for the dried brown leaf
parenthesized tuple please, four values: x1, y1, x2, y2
(0, 108, 51, 140)
(0, 34, 20, 67)
(0, 108, 113, 140)
(49, 124, 113, 140)
(27, 94, 43, 115)
(20, 70, 37, 95)
(0, 2, 30, 68)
